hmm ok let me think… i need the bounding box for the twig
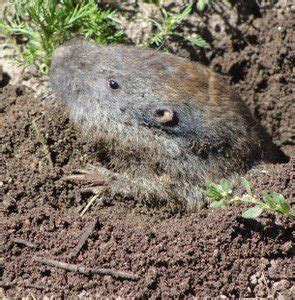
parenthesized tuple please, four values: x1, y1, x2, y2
(33, 256, 139, 281)
(0, 281, 14, 288)
(0, 281, 44, 290)
(11, 238, 38, 249)
(69, 219, 98, 259)
(24, 283, 44, 290)
(0, 98, 16, 112)
(32, 115, 53, 167)
(80, 190, 103, 217)
(262, 271, 271, 295)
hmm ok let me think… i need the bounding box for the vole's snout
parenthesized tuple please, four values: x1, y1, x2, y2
(153, 107, 179, 127)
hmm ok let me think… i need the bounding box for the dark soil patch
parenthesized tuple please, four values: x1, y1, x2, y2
(209, 3, 294, 146)
(1, 1, 294, 298)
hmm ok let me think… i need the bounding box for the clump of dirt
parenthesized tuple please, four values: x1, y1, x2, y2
(209, 1, 294, 146)
(1, 1, 294, 298)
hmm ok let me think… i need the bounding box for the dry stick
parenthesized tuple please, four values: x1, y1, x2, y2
(69, 219, 97, 259)
(0, 281, 44, 290)
(262, 271, 271, 295)
(11, 238, 38, 249)
(80, 190, 103, 217)
(0, 98, 16, 112)
(32, 115, 53, 168)
(0, 281, 14, 288)
(24, 283, 45, 290)
(33, 256, 139, 281)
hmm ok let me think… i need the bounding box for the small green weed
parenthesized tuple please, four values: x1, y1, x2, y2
(0, 0, 125, 74)
(196, 0, 212, 12)
(142, 4, 210, 49)
(202, 178, 294, 219)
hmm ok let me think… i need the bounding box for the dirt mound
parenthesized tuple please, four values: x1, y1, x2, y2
(209, 2, 294, 146)
(1, 83, 294, 298)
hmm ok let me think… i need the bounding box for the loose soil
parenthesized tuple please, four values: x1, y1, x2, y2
(1, 1, 294, 298)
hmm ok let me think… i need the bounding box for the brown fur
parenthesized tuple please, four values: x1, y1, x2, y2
(50, 39, 285, 209)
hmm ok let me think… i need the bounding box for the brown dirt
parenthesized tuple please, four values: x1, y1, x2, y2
(1, 1, 294, 298)
(209, 2, 294, 146)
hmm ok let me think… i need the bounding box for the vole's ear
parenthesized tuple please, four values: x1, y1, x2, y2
(153, 107, 179, 127)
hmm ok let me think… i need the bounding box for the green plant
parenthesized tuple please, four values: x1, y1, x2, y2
(0, 0, 125, 74)
(197, 0, 212, 12)
(202, 178, 294, 219)
(142, 4, 209, 49)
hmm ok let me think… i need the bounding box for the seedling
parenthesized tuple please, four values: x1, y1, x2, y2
(142, 4, 210, 49)
(202, 178, 294, 219)
(0, 0, 125, 74)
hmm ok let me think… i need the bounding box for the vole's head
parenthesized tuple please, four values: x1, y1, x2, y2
(50, 39, 204, 124)
(50, 39, 260, 167)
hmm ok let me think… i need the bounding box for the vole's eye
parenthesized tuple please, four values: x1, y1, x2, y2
(153, 107, 179, 126)
(109, 80, 119, 89)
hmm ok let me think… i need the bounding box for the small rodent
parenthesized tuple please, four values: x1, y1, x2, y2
(50, 39, 285, 208)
